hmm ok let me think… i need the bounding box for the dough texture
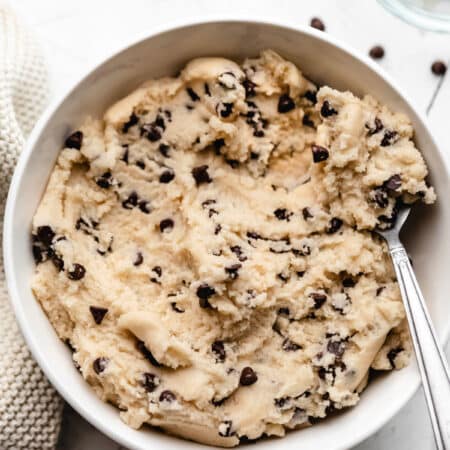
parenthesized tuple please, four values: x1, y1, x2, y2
(31, 50, 435, 446)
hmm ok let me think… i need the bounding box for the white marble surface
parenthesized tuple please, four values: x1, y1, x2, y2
(9, 0, 450, 449)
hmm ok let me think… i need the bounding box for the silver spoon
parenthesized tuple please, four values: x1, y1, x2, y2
(376, 205, 450, 450)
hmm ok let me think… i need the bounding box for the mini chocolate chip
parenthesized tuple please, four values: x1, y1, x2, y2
(65, 131, 83, 149)
(75, 217, 91, 232)
(369, 45, 385, 59)
(243, 78, 256, 98)
(142, 372, 160, 392)
(187, 87, 200, 101)
(253, 129, 265, 138)
(311, 293, 327, 309)
(65, 339, 75, 353)
(302, 207, 313, 220)
(67, 263, 86, 281)
(154, 115, 165, 130)
(282, 338, 301, 351)
(95, 171, 112, 189)
(327, 340, 345, 357)
(136, 340, 161, 367)
(32, 245, 43, 264)
(318, 367, 327, 380)
(218, 420, 233, 437)
(225, 263, 242, 280)
(219, 102, 233, 118)
(134, 252, 144, 266)
(192, 165, 212, 185)
(122, 192, 138, 209)
(297, 271, 306, 278)
(230, 245, 247, 262)
(89, 306, 108, 325)
(159, 170, 175, 183)
(171, 302, 184, 313)
(302, 114, 315, 128)
(373, 188, 389, 208)
(197, 283, 215, 308)
(152, 266, 162, 277)
(202, 199, 216, 208)
(36, 226, 55, 246)
(213, 139, 225, 153)
(250, 151, 259, 160)
(376, 286, 385, 296)
(378, 212, 397, 229)
(240, 367, 257, 386)
(274, 208, 292, 221)
(327, 217, 343, 234)
(239, 436, 258, 444)
(278, 94, 296, 113)
(246, 231, 261, 240)
(310, 17, 325, 31)
(212, 341, 226, 362)
(278, 307, 290, 316)
(383, 174, 402, 191)
(204, 83, 211, 96)
(294, 244, 311, 256)
(312, 145, 329, 163)
(214, 224, 222, 235)
(277, 273, 289, 282)
(93, 357, 108, 374)
(380, 130, 398, 147)
(159, 143, 170, 157)
(269, 247, 291, 254)
(431, 60, 447, 75)
(212, 396, 228, 407)
(303, 90, 318, 104)
(320, 100, 337, 117)
(273, 396, 290, 411)
(246, 108, 256, 119)
(138, 200, 151, 214)
(159, 218, 174, 233)
(417, 190, 426, 198)
(366, 117, 384, 136)
(342, 278, 355, 288)
(159, 390, 176, 403)
(387, 347, 403, 368)
(51, 255, 64, 271)
(225, 159, 240, 169)
(121, 146, 129, 163)
(142, 123, 162, 142)
(122, 113, 139, 133)
(135, 160, 146, 170)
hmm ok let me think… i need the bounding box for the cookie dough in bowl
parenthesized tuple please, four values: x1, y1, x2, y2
(31, 50, 435, 447)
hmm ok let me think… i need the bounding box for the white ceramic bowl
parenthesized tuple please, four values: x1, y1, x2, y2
(4, 18, 450, 450)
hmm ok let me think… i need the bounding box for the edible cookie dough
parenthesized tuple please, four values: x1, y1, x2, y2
(31, 50, 435, 446)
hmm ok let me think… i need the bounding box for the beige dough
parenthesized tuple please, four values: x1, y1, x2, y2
(31, 50, 435, 446)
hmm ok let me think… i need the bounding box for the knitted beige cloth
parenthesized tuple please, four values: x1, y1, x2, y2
(0, 4, 63, 449)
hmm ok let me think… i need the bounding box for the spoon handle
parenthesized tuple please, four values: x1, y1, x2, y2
(390, 244, 450, 450)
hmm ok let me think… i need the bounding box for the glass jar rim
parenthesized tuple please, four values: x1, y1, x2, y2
(379, 0, 450, 33)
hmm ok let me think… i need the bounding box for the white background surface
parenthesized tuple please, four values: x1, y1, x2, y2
(10, 0, 450, 449)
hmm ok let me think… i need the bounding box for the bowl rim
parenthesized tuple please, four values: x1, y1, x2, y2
(4, 14, 450, 450)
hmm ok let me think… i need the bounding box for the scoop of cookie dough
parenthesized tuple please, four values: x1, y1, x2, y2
(31, 50, 435, 447)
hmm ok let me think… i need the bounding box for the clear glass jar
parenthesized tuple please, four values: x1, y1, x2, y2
(379, 0, 450, 32)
